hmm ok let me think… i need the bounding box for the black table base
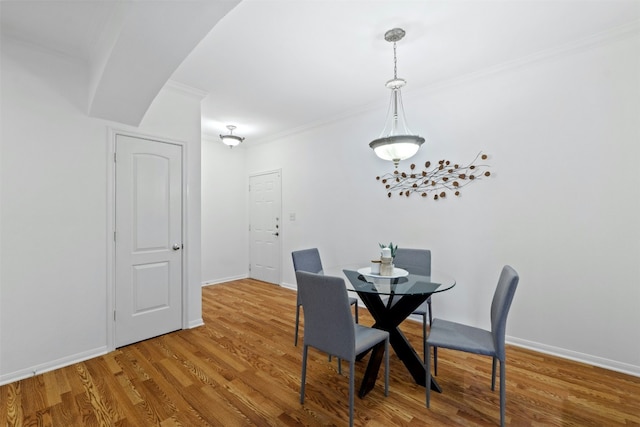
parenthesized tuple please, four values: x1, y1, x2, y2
(356, 291, 442, 398)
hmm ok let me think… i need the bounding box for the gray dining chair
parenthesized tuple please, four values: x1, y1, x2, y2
(382, 248, 437, 372)
(296, 270, 389, 427)
(292, 248, 358, 346)
(425, 265, 519, 427)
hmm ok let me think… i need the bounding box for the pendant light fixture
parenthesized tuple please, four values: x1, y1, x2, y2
(369, 28, 424, 168)
(220, 125, 245, 148)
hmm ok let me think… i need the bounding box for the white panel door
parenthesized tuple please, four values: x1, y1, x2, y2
(249, 171, 281, 284)
(115, 135, 183, 347)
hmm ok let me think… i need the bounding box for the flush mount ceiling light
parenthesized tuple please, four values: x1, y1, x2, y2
(369, 28, 425, 168)
(220, 125, 245, 148)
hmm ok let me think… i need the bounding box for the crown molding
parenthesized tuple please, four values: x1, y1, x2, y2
(164, 79, 209, 100)
(410, 20, 640, 98)
(229, 20, 640, 146)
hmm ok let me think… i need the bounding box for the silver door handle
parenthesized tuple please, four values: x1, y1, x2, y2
(173, 244, 181, 250)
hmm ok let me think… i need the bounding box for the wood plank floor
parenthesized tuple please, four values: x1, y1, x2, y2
(2, 278, 639, 426)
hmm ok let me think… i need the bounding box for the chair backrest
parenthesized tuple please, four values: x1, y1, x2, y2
(490, 265, 519, 361)
(292, 249, 324, 306)
(393, 248, 431, 276)
(292, 248, 324, 274)
(295, 270, 355, 361)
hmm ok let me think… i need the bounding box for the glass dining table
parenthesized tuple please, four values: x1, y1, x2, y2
(341, 268, 456, 398)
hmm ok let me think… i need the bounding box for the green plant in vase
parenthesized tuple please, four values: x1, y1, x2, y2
(379, 242, 398, 258)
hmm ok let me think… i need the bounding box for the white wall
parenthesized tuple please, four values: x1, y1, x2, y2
(0, 37, 203, 383)
(240, 34, 640, 375)
(201, 137, 248, 285)
(138, 83, 204, 328)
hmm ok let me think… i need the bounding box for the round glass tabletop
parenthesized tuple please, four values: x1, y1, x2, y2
(356, 267, 409, 279)
(342, 268, 456, 296)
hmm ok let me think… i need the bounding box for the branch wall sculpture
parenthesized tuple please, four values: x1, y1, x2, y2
(376, 152, 491, 199)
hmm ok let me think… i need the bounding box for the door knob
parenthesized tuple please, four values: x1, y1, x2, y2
(273, 232, 279, 236)
(172, 244, 181, 250)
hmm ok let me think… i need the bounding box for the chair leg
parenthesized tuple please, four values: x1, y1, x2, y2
(294, 304, 301, 346)
(349, 360, 355, 427)
(500, 360, 506, 427)
(354, 301, 359, 324)
(384, 338, 389, 396)
(492, 357, 497, 391)
(328, 355, 343, 375)
(326, 355, 341, 372)
(422, 312, 427, 363)
(434, 347, 438, 376)
(425, 342, 432, 408)
(426, 299, 438, 376)
(300, 345, 308, 404)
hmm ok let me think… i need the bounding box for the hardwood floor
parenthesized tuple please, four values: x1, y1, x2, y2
(2, 278, 639, 426)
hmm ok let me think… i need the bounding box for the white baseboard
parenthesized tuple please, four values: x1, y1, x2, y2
(280, 282, 296, 291)
(507, 336, 640, 378)
(208, 280, 640, 379)
(188, 318, 204, 328)
(201, 274, 248, 287)
(0, 346, 109, 386)
(401, 316, 640, 377)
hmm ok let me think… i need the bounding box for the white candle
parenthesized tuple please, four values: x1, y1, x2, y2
(381, 247, 391, 258)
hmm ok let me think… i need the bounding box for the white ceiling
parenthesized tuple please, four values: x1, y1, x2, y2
(0, 0, 119, 59)
(2, 1, 639, 145)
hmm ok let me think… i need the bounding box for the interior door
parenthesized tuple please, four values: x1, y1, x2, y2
(249, 171, 281, 284)
(114, 135, 183, 347)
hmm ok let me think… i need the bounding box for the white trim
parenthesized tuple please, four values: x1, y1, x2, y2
(0, 346, 108, 386)
(507, 336, 640, 378)
(106, 128, 190, 352)
(188, 319, 204, 329)
(280, 282, 296, 292)
(238, 274, 640, 378)
(164, 79, 209, 100)
(279, 277, 640, 377)
(219, 20, 640, 146)
(202, 274, 248, 287)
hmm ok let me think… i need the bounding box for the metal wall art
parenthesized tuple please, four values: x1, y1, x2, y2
(376, 152, 491, 199)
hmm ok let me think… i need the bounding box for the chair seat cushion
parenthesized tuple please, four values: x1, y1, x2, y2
(427, 318, 496, 357)
(411, 297, 431, 315)
(354, 324, 388, 355)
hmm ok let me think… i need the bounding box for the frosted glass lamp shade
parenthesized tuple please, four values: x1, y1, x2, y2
(369, 135, 425, 167)
(220, 134, 243, 147)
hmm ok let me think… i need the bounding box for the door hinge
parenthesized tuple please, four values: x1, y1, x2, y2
(113, 152, 117, 162)
(113, 231, 116, 242)
(248, 184, 251, 192)
(113, 310, 116, 321)
(248, 224, 251, 231)
(249, 263, 251, 271)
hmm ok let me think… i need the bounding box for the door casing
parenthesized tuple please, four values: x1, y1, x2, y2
(106, 128, 189, 351)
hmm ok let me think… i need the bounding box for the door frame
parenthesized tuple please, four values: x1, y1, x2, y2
(248, 169, 282, 285)
(106, 128, 189, 351)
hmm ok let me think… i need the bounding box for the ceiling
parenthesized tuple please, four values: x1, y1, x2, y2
(2, 1, 639, 145)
